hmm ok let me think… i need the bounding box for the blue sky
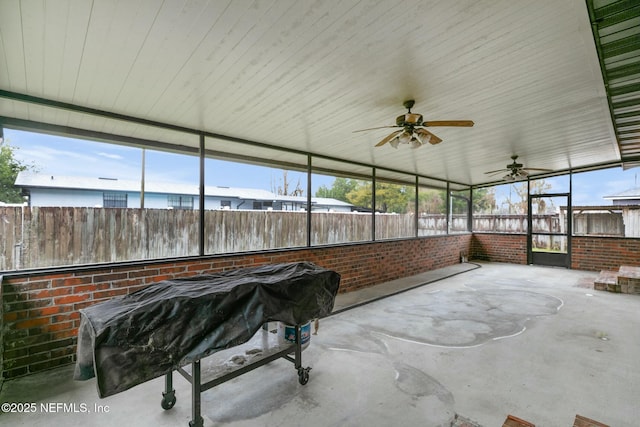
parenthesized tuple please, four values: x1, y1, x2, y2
(5, 128, 639, 205)
(6, 129, 329, 194)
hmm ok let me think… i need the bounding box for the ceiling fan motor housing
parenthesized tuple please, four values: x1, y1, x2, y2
(396, 113, 423, 126)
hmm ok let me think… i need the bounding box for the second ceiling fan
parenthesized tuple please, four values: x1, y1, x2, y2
(485, 155, 552, 181)
(354, 100, 474, 148)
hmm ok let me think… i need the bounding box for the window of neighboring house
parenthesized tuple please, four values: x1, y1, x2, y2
(103, 192, 127, 208)
(168, 195, 194, 210)
(220, 200, 231, 209)
(250, 200, 274, 210)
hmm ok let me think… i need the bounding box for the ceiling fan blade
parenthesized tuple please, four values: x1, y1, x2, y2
(485, 169, 508, 175)
(353, 125, 399, 133)
(521, 167, 552, 172)
(414, 128, 442, 145)
(375, 130, 403, 147)
(422, 120, 474, 127)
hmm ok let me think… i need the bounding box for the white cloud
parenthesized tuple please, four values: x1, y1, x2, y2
(97, 152, 124, 160)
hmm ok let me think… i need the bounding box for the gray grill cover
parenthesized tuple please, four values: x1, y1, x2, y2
(74, 262, 340, 397)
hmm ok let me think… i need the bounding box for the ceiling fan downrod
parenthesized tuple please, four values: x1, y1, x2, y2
(403, 99, 415, 112)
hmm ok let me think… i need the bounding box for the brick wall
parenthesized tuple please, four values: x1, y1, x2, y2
(1, 234, 471, 380)
(470, 233, 640, 271)
(470, 233, 528, 264)
(571, 236, 640, 271)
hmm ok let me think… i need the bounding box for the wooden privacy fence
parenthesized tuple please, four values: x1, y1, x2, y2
(472, 214, 528, 233)
(0, 206, 633, 271)
(0, 207, 423, 270)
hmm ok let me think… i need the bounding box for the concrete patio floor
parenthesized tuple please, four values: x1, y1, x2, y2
(1, 262, 639, 426)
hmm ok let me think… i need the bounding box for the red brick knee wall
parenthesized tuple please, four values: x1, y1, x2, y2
(470, 234, 640, 271)
(571, 236, 640, 271)
(470, 233, 527, 264)
(1, 234, 471, 380)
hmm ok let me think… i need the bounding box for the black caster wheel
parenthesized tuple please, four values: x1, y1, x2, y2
(298, 367, 310, 385)
(161, 391, 176, 410)
(189, 416, 204, 427)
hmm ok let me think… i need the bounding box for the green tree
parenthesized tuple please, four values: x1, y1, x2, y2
(450, 190, 470, 214)
(316, 178, 412, 213)
(417, 188, 446, 214)
(315, 177, 359, 202)
(317, 178, 500, 215)
(345, 181, 372, 210)
(472, 187, 497, 213)
(374, 182, 411, 213)
(0, 139, 32, 203)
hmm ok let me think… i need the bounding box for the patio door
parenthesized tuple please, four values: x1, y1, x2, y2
(528, 193, 571, 268)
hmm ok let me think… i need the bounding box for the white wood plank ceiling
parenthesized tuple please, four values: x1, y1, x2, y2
(0, 0, 633, 186)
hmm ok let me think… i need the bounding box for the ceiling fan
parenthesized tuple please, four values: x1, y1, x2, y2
(485, 155, 552, 181)
(354, 100, 474, 148)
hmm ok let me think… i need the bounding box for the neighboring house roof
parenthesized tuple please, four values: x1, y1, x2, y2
(277, 195, 353, 208)
(14, 172, 352, 207)
(311, 197, 353, 207)
(15, 172, 277, 200)
(603, 187, 640, 201)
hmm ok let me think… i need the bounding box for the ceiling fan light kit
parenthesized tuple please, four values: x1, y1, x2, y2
(388, 128, 432, 149)
(354, 100, 473, 148)
(503, 171, 527, 181)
